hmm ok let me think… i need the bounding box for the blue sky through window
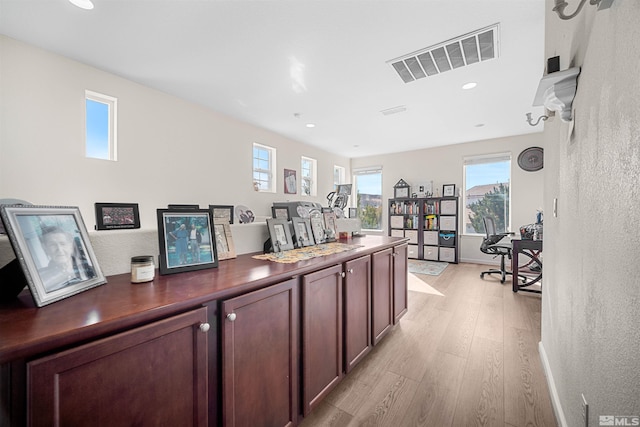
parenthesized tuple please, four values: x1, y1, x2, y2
(356, 172, 381, 195)
(465, 161, 510, 189)
(86, 99, 109, 159)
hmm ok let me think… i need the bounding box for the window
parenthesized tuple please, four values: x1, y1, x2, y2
(85, 90, 117, 161)
(463, 153, 511, 235)
(253, 143, 276, 192)
(333, 165, 346, 188)
(301, 156, 317, 196)
(353, 167, 382, 230)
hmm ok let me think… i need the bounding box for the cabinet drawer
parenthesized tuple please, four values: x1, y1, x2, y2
(423, 230, 438, 245)
(407, 244, 419, 259)
(390, 215, 404, 228)
(441, 200, 457, 215)
(439, 247, 456, 262)
(439, 215, 457, 231)
(405, 230, 418, 244)
(423, 246, 438, 260)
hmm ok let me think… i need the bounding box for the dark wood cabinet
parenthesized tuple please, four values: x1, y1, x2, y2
(27, 307, 209, 427)
(343, 255, 372, 373)
(393, 243, 408, 323)
(371, 248, 394, 345)
(301, 264, 343, 416)
(221, 278, 299, 427)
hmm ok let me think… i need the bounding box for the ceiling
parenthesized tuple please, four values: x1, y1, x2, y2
(0, 0, 546, 158)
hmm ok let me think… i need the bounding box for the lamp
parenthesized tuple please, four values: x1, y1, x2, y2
(532, 67, 581, 122)
(552, 0, 614, 20)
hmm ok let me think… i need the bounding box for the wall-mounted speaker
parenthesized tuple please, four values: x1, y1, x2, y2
(518, 147, 544, 172)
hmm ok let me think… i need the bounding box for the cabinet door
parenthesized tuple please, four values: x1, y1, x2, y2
(27, 308, 209, 427)
(302, 264, 343, 416)
(393, 243, 409, 323)
(221, 278, 298, 427)
(371, 248, 393, 345)
(344, 255, 371, 373)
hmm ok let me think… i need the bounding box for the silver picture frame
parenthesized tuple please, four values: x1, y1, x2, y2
(266, 218, 294, 252)
(0, 205, 107, 307)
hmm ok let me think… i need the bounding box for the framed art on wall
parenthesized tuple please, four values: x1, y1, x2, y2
(157, 208, 218, 275)
(0, 205, 107, 307)
(94, 202, 140, 230)
(442, 184, 456, 197)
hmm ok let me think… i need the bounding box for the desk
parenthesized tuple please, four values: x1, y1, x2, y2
(511, 239, 542, 293)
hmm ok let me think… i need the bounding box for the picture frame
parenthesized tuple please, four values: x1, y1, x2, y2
(292, 217, 315, 247)
(284, 169, 297, 195)
(209, 205, 234, 225)
(271, 206, 290, 220)
(323, 209, 338, 241)
(394, 178, 411, 199)
(266, 218, 294, 252)
(157, 208, 218, 275)
(309, 210, 326, 244)
(94, 202, 140, 230)
(443, 184, 456, 197)
(0, 205, 107, 307)
(213, 221, 237, 260)
(167, 204, 200, 210)
(348, 207, 358, 219)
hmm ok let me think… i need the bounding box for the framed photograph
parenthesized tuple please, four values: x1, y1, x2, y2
(271, 206, 290, 220)
(394, 179, 411, 199)
(94, 202, 140, 230)
(443, 184, 456, 197)
(209, 205, 234, 224)
(348, 207, 358, 219)
(309, 210, 326, 244)
(266, 218, 294, 252)
(292, 217, 315, 247)
(323, 209, 338, 240)
(168, 204, 200, 210)
(284, 169, 297, 195)
(157, 208, 218, 275)
(213, 221, 237, 260)
(0, 205, 107, 307)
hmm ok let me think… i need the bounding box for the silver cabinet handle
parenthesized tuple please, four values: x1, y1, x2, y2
(227, 313, 237, 322)
(348, 268, 354, 274)
(199, 322, 210, 333)
(341, 272, 346, 278)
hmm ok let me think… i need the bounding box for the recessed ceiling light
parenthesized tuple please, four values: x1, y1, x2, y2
(69, 0, 94, 9)
(306, 123, 315, 128)
(475, 123, 485, 127)
(462, 82, 477, 90)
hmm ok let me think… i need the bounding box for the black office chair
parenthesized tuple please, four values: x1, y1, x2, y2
(479, 216, 525, 284)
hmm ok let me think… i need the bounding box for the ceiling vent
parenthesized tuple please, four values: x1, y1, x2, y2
(389, 24, 500, 84)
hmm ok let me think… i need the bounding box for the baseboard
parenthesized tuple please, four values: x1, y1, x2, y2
(459, 256, 500, 265)
(538, 341, 568, 427)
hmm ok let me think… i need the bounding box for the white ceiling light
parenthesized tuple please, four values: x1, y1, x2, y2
(462, 82, 477, 90)
(69, 0, 94, 10)
(306, 123, 315, 128)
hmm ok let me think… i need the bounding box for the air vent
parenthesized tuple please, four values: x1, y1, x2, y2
(389, 24, 500, 83)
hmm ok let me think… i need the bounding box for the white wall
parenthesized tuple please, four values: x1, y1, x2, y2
(351, 133, 545, 264)
(540, 1, 640, 426)
(0, 36, 349, 275)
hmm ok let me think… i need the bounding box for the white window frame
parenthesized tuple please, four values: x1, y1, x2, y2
(333, 165, 346, 189)
(85, 90, 117, 161)
(253, 143, 276, 193)
(462, 152, 512, 236)
(353, 166, 383, 231)
(301, 156, 317, 196)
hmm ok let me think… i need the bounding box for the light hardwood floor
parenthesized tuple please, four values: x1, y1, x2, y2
(299, 262, 557, 427)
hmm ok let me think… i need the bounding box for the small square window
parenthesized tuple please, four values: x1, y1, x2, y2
(253, 143, 276, 192)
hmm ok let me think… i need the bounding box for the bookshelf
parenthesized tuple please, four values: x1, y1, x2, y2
(388, 196, 459, 263)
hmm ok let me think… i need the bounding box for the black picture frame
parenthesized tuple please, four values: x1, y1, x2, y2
(0, 205, 107, 307)
(266, 218, 294, 252)
(209, 205, 234, 224)
(271, 206, 290, 220)
(348, 207, 358, 219)
(443, 184, 456, 197)
(168, 204, 200, 210)
(157, 208, 218, 275)
(292, 217, 315, 247)
(94, 202, 140, 230)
